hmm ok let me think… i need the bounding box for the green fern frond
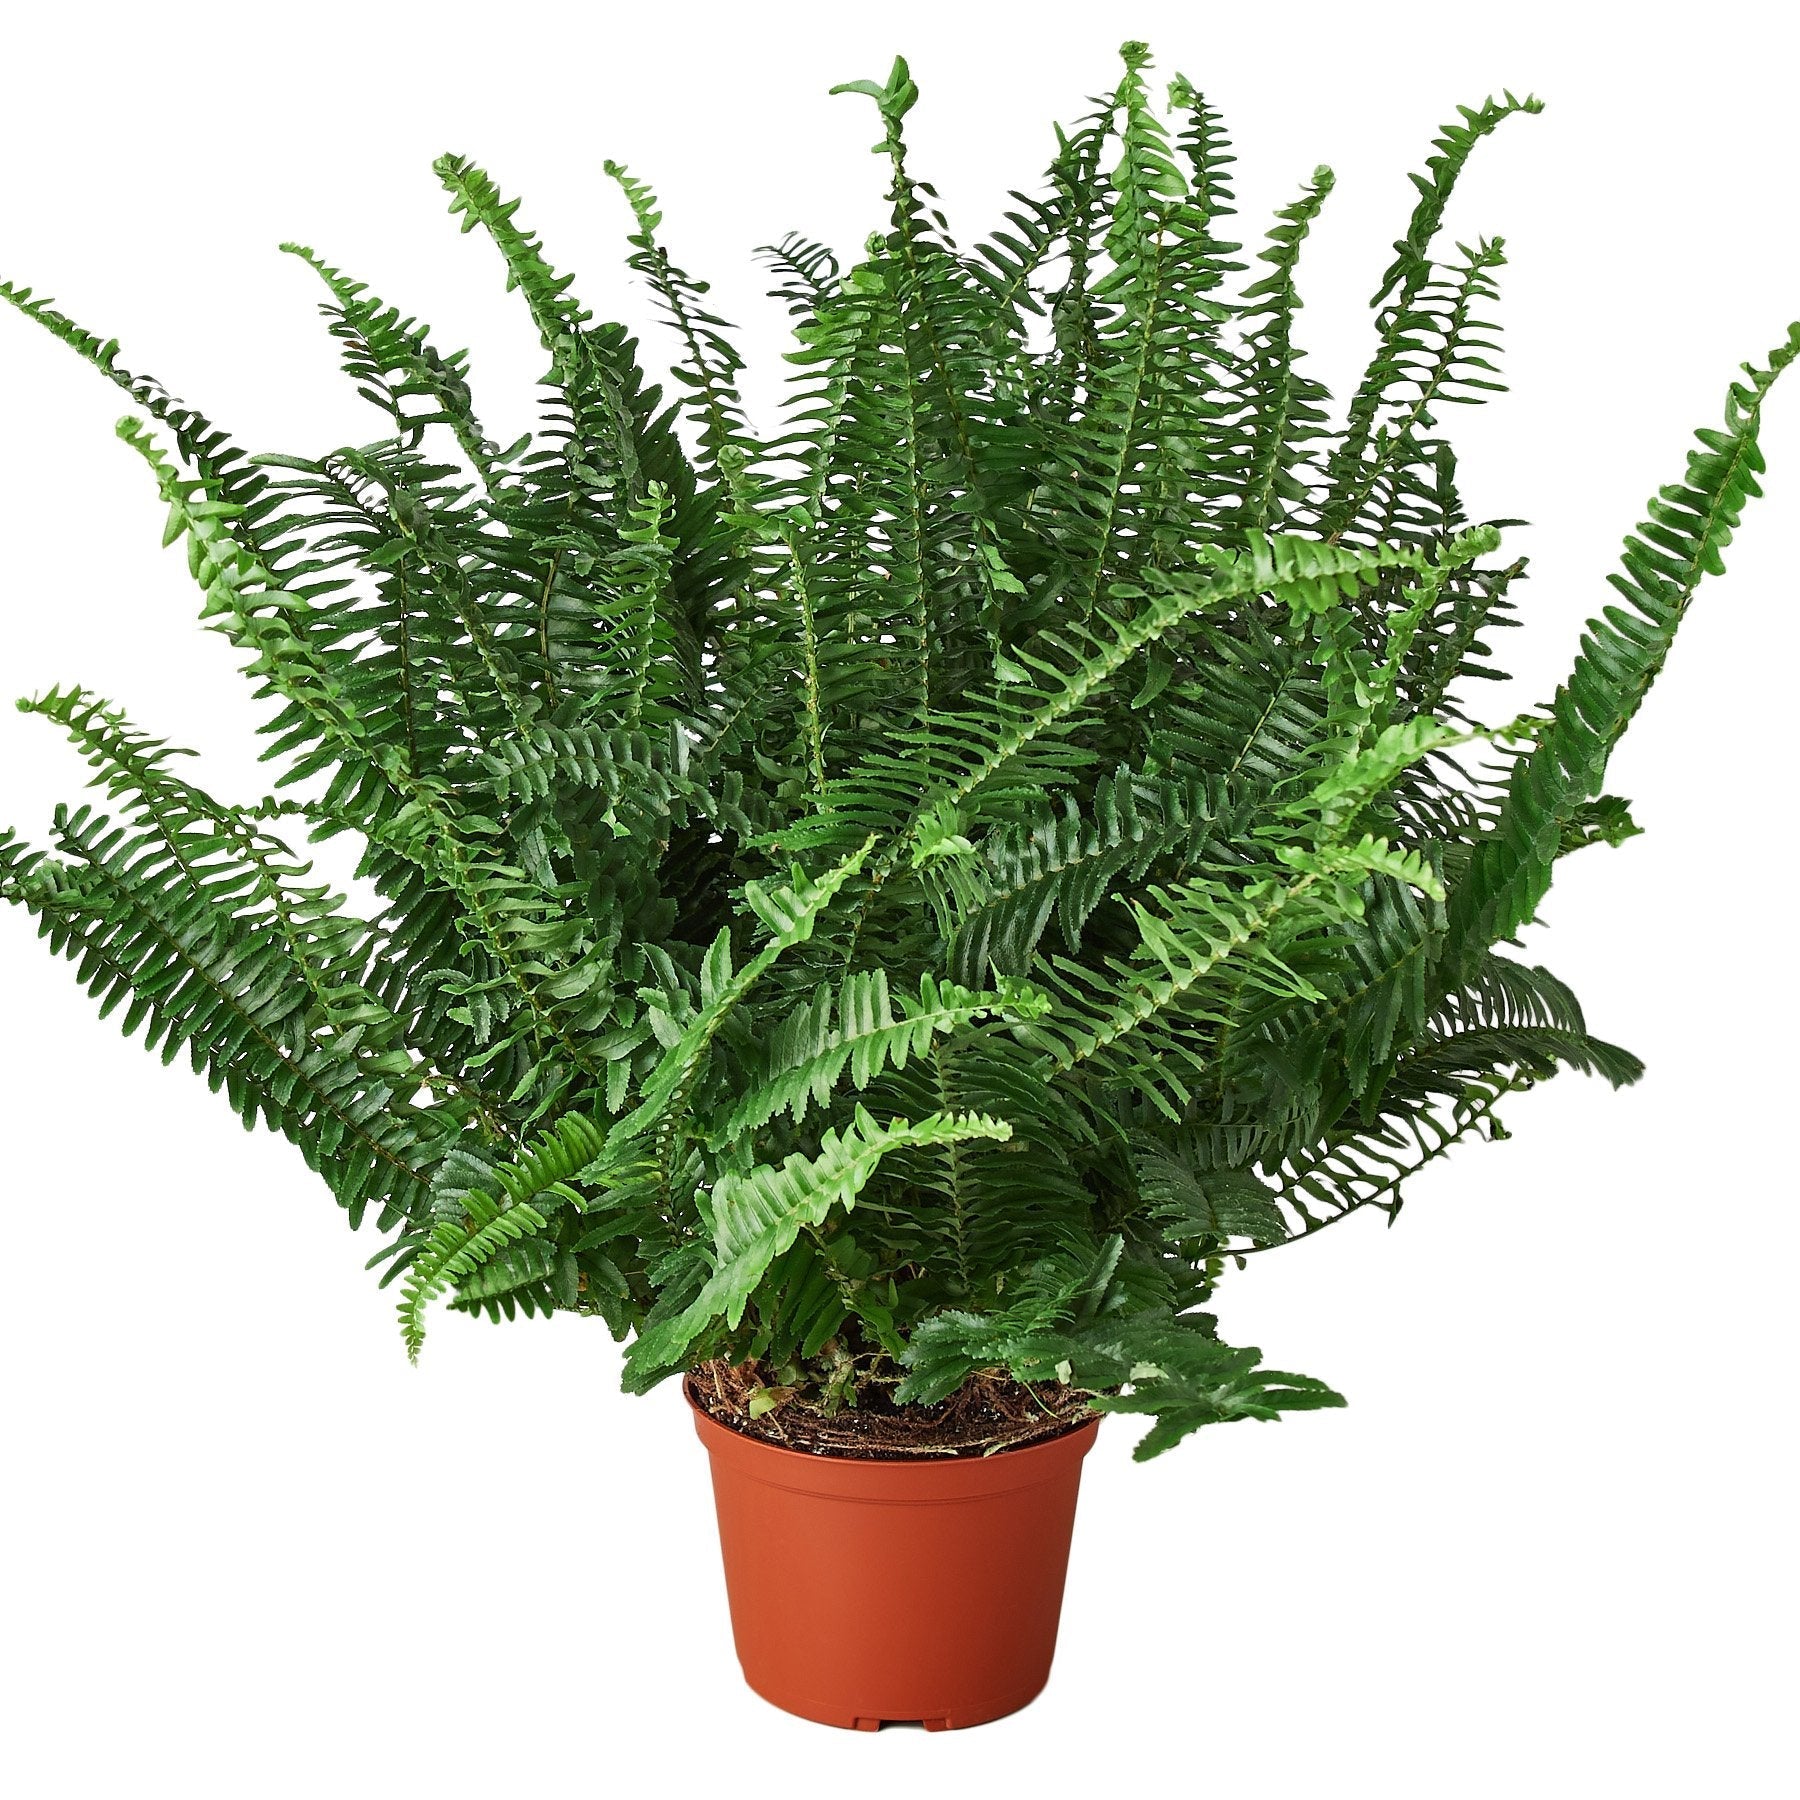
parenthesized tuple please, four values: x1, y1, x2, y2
(279, 243, 506, 483)
(1230, 165, 1336, 538)
(9, 800, 449, 1231)
(1319, 93, 1541, 542)
(1371, 93, 1543, 311)
(397, 1110, 609, 1357)
(945, 770, 1232, 983)
(399, 1193, 551, 1360)
(605, 160, 758, 499)
(0, 279, 275, 548)
(623, 1106, 1014, 1385)
(898, 1248, 1343, 1459)
(612, 842, 874, 1143)
(1443, 325, 1800, 968)
(717, 970, 1035, 1142)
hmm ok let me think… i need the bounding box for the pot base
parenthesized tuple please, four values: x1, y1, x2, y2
(742, 1667, 1049, 1732)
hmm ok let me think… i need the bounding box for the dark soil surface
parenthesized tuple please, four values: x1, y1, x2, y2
(689, 1358, 1098, 1460)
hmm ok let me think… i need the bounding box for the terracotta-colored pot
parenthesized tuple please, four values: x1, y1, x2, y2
(687, 1379, 1100, 1731)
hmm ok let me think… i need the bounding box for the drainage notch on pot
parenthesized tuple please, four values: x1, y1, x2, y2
(687, 1378, 1101, 1731)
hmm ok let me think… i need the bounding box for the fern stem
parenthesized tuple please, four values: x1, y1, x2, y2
(929, 1041, 975, 1292)
(779, 523, 831, 799)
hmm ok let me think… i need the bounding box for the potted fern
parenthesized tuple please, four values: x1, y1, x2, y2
(2, 42, 1791, 1732)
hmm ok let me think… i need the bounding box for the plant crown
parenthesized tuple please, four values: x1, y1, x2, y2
(3, 45, 1791, 1457)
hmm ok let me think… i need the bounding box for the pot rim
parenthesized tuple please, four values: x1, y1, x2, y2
(682, 1371, 1101, 1477)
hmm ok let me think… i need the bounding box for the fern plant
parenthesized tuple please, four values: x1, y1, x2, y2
(3, 45, 1790, 1460)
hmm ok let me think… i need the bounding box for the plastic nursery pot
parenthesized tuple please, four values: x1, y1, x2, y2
(686, 1377, 1101, 1731)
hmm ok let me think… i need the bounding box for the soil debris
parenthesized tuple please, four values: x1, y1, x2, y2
(689, 1357, 1097, 1460)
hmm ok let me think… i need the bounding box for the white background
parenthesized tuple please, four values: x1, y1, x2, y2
(1, 2, 1794, 1795)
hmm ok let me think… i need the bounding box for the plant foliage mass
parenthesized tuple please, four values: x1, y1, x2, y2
(3, 45, 1792, 1457)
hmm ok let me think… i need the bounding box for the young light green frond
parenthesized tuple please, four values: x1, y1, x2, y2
(1278, 714, 1471, 837)
(716, 971, 1036, 1142)
(1029, 870, 1326, 1120)
(623, 1106, 1012, 1384)
(898, 1253, 1343, 1460)
(399, 1194, 550, 1361)
(893, 535, 1449, 858)
(1276, 833, 1446, 904)
(435, 152, 594, 344)
(611, 841, 874, 1143)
